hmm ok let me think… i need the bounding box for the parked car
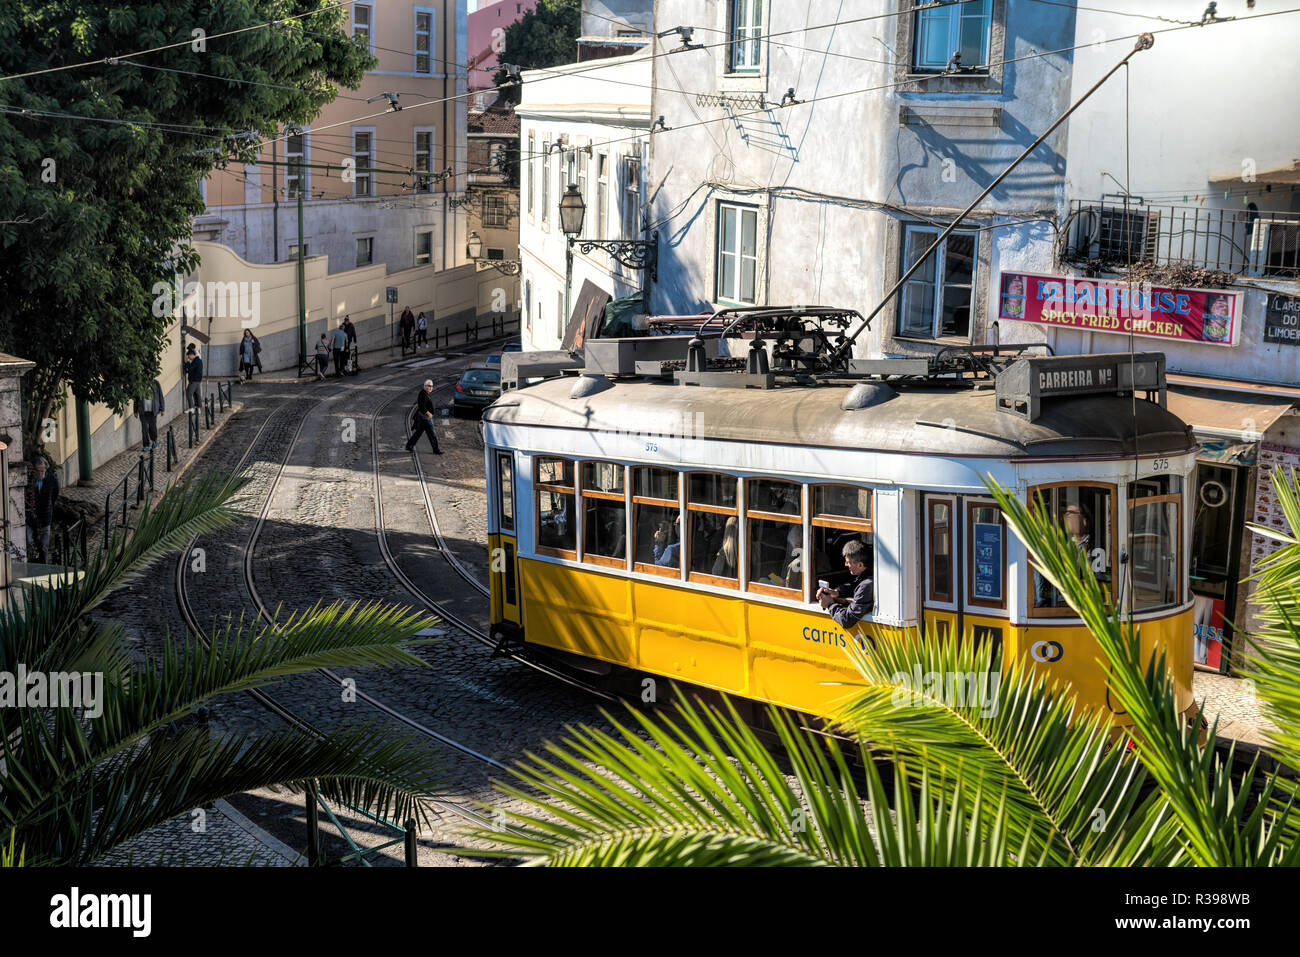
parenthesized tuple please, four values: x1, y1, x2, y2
(484, 353, 503, 365)
(502, 339, 522, 353)
(453, 364, 502, 416)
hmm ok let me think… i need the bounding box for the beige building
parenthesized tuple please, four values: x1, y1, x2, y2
(196, 1, 470, 278)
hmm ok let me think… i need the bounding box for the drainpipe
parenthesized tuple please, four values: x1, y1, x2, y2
(75, 396, 93, 486)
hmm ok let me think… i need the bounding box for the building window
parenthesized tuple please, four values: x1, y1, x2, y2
(913, 0, 990, 71)
(286, 130, 307, 198)
(716, 202, 758, 304)
(486, 247, 505, 260)
(541, 141, 550, 223)
(353, 4, 372, 52)
(524, 279, 531, 331)
(633, 467, 681, 578)
(686, 472, 738, 586)
(484, 194, 507, 228)
(354, 130, 373, 197)
(576, 149, 588, 238)
(581, 461, 627, 569)
(621, 154, 641, 240)
(414, 9, 434, 74)
(356, 236, 374, 266)
(415, 231, 432, 266)
(596, 154, 608, 240)
(746, 478, 801, 597)
(1029, 484, 1115, 616)
(728, 0, 762, 73)
(898, 225, 975, 340)
(415, 132, 433, 192)
(288, 243, 308, 259)
(535, 457, 576, 557)
(526, 133, 535, 214)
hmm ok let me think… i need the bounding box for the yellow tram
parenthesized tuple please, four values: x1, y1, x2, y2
(483, 308, 1196, 721)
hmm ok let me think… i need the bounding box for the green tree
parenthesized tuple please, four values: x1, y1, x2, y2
(462, 475, 1300, 866)
(491, 0, 580, 105)
(0, 473, 442, 865)
(0, 2, 375, 456)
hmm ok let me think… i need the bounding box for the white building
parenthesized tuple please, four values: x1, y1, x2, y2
(517, 50, 652, 351)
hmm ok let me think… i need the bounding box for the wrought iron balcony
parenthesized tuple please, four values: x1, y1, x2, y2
(1063, 199, 1300, 279)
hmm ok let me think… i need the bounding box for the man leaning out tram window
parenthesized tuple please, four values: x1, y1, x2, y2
(816, 539, 874, 628)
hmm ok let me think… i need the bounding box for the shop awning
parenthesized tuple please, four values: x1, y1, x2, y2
(1167, 386, 1296, 465)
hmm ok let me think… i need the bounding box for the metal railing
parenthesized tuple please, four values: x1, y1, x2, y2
(166, 424, 178, 471)
(54, 518, 88, 568)
(427, 313, 521, 352)
(186, 407, 200, 448)
(1064, 199, 1300, 278)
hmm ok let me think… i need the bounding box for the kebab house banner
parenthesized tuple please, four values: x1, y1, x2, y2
(997, 271, 1241, 346)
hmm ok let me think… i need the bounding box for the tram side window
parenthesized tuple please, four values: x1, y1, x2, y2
(810, 485, 873, 602)
(687, 472, 738, 584)
(747, 478, 802, 594)
(535, 456, 576, 555)
(496, 452, 514, 533)
(581, 461, 626, 565)
(633, 467, 681, 574)
(1030, 485, 1114, 611)
(1128, 476, 1181, 611)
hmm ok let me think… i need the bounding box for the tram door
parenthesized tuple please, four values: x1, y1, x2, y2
(922, 495, 1008, 653)
(489, 450, 522, 628)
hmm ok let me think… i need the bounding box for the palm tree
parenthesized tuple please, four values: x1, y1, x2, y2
(0, 473, 442, 866)
(461, 473, 1300, 866)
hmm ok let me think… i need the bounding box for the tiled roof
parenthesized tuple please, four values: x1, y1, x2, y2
(468, 107, 519, 136)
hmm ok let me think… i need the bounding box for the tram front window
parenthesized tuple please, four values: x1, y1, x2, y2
(1129, 476, 1181, 611)
(1030, 485, 1113, 611)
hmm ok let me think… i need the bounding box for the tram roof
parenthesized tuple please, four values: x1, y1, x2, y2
(484, 376, 1197, 459)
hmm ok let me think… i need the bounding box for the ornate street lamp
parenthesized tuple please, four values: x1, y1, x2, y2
(466, 230, 522, 276)
(559, 183, 657, 326)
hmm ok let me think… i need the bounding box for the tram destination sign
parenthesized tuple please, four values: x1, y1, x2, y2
(1264, 293, 1300, 346)
(996, 271, 1242, 347)
(996, 353, 1166, 421)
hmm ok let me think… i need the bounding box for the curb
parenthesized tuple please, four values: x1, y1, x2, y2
(214, 798, 305, 866)
(169, 401, 245, 485)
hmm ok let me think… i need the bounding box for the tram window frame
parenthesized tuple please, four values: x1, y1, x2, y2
(1127, 476, 1183, 612)
(966, 501, 1007, 611)
(496, 452, 514, 533)
(809, 484, 873, 604)
(745, 478, 804, 600)
(632, 467, 682, 579)
(534, 456, 577, 559)
(927, 497, 954, 604)
(1027, 482, 1118, 618)
(685, 471, 739, 589)
(580, 460, 628, 570)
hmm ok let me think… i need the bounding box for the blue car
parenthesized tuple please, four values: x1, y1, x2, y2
(484, 353, 503, 365)
(502, 339, 522, 353)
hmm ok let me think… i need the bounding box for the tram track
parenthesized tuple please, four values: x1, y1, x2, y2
(172, 395, 502, 848)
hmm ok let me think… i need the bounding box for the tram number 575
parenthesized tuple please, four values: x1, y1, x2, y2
(1151, 458, 1170, 472)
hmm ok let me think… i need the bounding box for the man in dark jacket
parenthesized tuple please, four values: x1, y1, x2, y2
(133, 378, 165, 452)
(185, 344, 203, 409)
(816, 538, 874, 630)
(399, 307, 414, 352)
(404, 379, 443, 454)
(342, 315, 359, 373)
(27, 458, 59, 563)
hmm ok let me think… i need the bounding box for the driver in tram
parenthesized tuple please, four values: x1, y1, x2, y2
(816, 539, 874, 629)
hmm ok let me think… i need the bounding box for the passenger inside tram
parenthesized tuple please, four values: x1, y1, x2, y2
(1033, 491, 1108, 609)
(709, 516, 738, 578)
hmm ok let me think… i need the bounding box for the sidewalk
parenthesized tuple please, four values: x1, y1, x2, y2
(1193, 671, 1279, 750)
(239, 334, 502, 384)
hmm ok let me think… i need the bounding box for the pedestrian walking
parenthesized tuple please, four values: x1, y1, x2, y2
(27, 458, 59, 564)
(404, 379, 443, 454)
(184, 343, 203, 409)
(314, 334, 330, 380)
(133, 377, 165, 451)
(331, 321, 349, 377)
(416, 312, 427, 349)
(343, 315, 359, 373)
(399, 306, 414, 352)
(251, 331, 263, 374)
(239, 329, 257, 381)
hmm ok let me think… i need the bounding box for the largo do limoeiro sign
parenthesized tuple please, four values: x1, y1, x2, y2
(997, 271, 1241, 347)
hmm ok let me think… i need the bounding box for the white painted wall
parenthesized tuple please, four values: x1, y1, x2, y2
(517, 52, 652, 350)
